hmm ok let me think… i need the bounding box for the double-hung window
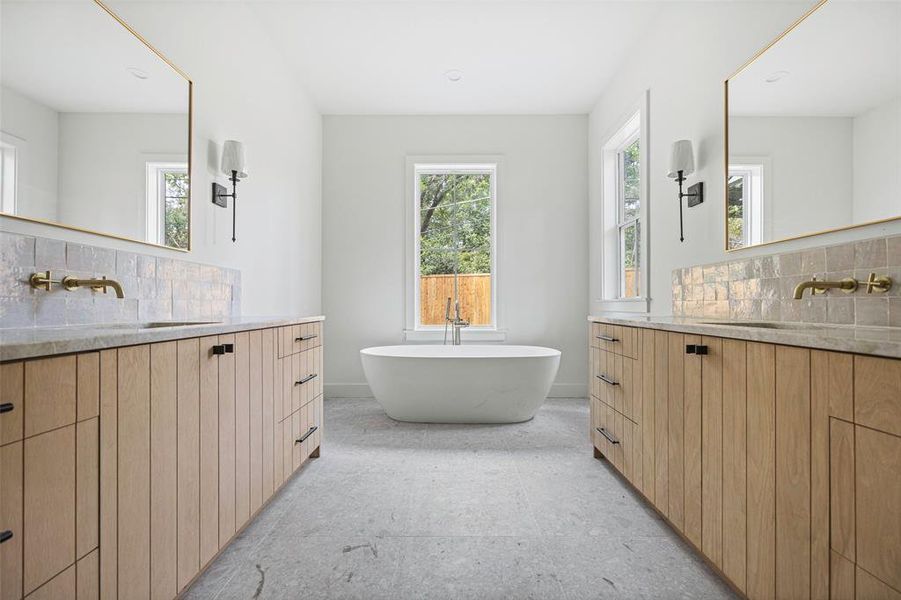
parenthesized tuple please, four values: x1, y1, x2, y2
(145, 161, 189, 249)
(413, 164, 496, 330)
(599, 100, 646, 310)
(616, 134, 641, 298)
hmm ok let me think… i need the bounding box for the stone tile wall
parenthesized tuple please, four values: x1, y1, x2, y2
(673, 234, 901, 327)
(0, 231, 241, 328)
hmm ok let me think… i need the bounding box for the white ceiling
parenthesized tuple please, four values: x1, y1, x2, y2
(248, 1, 665, 114)
(1, 1, 188, 113)
(729, 1, 901, 117)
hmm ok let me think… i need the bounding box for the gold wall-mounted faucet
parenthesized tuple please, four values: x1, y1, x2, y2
(792, 276, 858, 299)
(61, 276, 125, 298)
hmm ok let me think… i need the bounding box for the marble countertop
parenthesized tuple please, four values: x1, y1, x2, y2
(588, 314, 901, 359)
(0, 315, 325, 362)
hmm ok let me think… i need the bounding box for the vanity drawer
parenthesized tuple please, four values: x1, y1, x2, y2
(291, 348, 322, 413)
(1, 363, 23, 445)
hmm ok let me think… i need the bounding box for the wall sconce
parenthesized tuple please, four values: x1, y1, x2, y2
(667, 139, 703, 243)
(211, 140, 248, 242)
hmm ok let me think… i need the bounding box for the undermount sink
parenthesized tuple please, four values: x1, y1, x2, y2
(698, 321, 835, 331)
(98, 321, 222, 329)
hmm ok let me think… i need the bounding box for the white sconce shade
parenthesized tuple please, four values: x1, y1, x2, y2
(221, 140, 248, 179)
(667, 139, 694, 178)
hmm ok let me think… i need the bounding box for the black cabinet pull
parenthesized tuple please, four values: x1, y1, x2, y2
(596, 374, 619, 386)
(686, 344, 709, 355)
(295, 334, 319, 342)
(596, 427, 620, 445)
(295, 373, 318, 386)
(212, 345, 225, 355)
(695, 345, 708, 355)
(224, 344, 234, 354)
(0, 530, 12, 544)
(295, 425, 319, 444)
(596, 335, 619, 343)
(0, 403, 14, 414)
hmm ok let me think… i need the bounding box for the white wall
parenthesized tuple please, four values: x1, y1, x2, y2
(853, 97, 901, 223)
(1, 85, 59, 221)
(323, 115, 588, 397)
(57, 113, 186, 240)
(0, 2, 322, 317)
(588, 1, 901, 316)
(729, 115, 853, 240)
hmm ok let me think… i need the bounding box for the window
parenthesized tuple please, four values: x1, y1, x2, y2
(145, 162, 189, 249)
(616, 134, 641, 298)
(414, 164, 496, 329)
(728, 163, 764, 249)
(0, 135, 19, 214)
(599, 100, 647, 310)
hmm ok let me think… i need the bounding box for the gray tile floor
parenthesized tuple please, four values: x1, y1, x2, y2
(184, 398, 736, 600)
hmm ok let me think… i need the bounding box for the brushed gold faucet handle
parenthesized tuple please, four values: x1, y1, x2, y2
(29, 270, 60, 292)
(865, 272, 893, 294)
(811, 275, 826, 295)
(92, 276, 108, 294)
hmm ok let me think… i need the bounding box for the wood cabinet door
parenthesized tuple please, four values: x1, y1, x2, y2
(198, 337, 219, 566)
(24, 425, 76, 595)
(176, 338, 200, 591)
(234, 332, 251, 531)
(117, 346, 150, 599)
(249, 329, 263, 516)
(261, 329, 275, 503)
(855, 425, 901, 592)
(666, 332, 685, 532)
(150, 342, 177, 600)
(218, 334, 236, 547)
(1, 441, 22, 600)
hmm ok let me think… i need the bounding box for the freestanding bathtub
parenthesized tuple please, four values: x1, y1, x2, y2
(360, 345, 561, 423)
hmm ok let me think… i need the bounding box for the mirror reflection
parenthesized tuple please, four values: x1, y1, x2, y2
(0, 0, 191, 250)
(726, 0, 901, 250)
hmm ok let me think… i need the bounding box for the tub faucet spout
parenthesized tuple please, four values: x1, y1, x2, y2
(444, 297, 469, 345)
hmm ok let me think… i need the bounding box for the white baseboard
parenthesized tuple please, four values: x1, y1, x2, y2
(325, 382, 587, 399)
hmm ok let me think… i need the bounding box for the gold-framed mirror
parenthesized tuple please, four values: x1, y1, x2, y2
(724, 0, 901, 251)
(0, 0, 192, 251)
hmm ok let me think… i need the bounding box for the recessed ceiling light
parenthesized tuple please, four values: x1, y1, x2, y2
(765, 70, 790, 83)
(444, 69, 463, 83)
(127, 67, 149, 80)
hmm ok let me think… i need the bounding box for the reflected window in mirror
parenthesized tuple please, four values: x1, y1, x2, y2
(145, 162, 189, 250)
(728, 162, 765, 249)
(0, 135, 18, 214)
(725, 0, 901, 250)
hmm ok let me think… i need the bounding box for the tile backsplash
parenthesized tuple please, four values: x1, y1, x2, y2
(0, 231, 241, 328)
(673, 234, 901, 327)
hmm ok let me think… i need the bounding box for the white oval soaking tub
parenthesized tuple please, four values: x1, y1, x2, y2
(360, 345, 561, 423)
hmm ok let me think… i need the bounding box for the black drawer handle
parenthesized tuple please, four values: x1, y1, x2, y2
(295, 425, 318, 444)
(596, 427, 620, 445)
(295, 334, 319, 342)
(596, 374, 619, 386)
(686, 345, 708, 355)
(0, 403, 14, 414)
(0, 530, 12, 544)
(212, 344, 235, 355)
(596, 335, 619, 343)
(295, 373, 318, 386)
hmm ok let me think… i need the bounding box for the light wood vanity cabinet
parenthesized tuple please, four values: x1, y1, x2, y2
(589, 320, 901, 600)
(0, 319, 323, 600)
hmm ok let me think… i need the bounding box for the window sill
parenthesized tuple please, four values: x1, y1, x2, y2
(403, 328, 507, 343)
(594, 297, 650, 313)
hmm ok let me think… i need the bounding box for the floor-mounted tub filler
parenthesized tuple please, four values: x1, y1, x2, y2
(360, 345, 561, 423)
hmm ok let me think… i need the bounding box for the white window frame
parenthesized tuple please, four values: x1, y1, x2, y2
(595, 91, 650, 313)
(145, 161, 188, 246)
(0, 132, 22, 215)
(404, 156, 505, 342)
(728, 156, 772, 249)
